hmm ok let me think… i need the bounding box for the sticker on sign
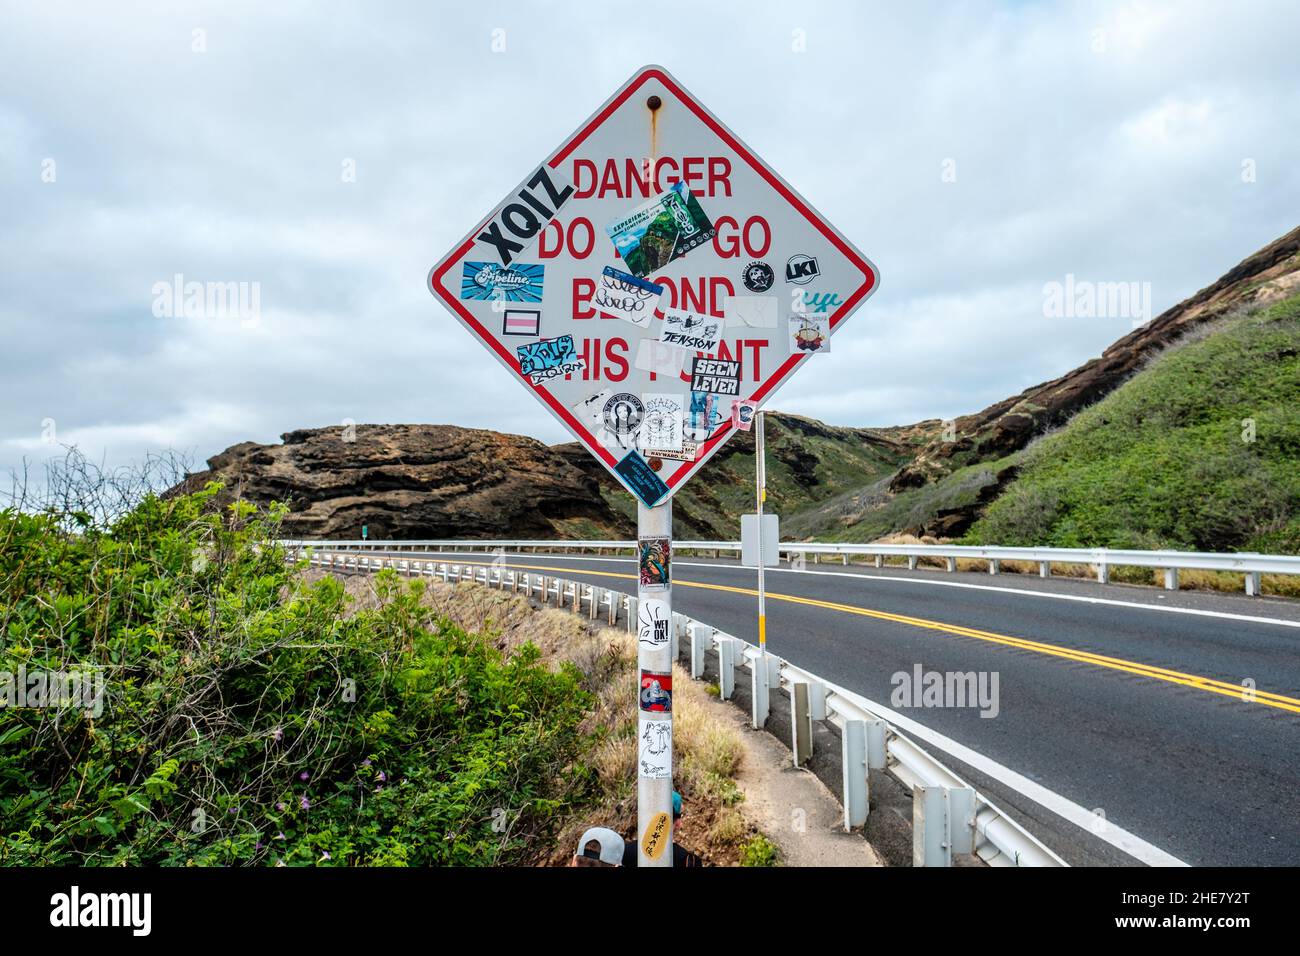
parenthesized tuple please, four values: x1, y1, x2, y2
(427, 65, 879, 507)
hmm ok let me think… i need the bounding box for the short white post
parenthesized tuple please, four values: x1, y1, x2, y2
(841, 718, 868, 830)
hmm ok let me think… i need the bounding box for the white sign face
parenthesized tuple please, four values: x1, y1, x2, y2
(428, 65, 879, 507)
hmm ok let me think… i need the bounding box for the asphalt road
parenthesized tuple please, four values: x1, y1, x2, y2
(357, 549, 1300, 866)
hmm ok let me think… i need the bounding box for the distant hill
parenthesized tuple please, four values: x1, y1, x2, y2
(177, 226, 1300, 552)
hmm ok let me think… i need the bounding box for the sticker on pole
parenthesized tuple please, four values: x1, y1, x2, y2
(427, 65, 880, 504)
(639, 717, 672, 779)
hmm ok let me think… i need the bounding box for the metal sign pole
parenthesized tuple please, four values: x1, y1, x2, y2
(637, 499, 673, 867)
(756, 411, 767, 654)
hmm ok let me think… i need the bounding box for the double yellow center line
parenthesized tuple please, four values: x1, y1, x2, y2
(407, 555, 1300, 715)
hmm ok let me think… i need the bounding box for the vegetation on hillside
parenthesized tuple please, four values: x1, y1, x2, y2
(966, 294, 1300, 552)
(0, 485, 596, 865)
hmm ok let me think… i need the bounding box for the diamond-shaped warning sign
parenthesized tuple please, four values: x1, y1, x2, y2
(428, 65, 879, 507)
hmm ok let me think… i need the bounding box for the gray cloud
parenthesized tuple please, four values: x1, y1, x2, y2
(2, 0, 1298, 484)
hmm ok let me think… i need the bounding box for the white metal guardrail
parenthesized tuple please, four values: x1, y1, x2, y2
(280, 537, 1300, 596)
(294, 545, 1073, 867)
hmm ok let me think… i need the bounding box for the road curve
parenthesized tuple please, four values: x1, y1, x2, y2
(350, 549, 1300, 866)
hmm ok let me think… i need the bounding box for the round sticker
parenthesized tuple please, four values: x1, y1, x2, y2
(602, 393, 644, 436)
(742, 260, 774, 293)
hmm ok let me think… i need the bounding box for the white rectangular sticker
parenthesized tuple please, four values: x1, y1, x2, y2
(638, 716, 672, 779)
(789, 314, 832, 354)
(640, 393, 684, 452)
(725, 294, 778, 328)
(595, 266, 663, 328)
(659, 308, 724, 352)
(634, 339, 687, 377)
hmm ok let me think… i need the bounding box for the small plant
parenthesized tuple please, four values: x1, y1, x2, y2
(739, 833, 779, 867)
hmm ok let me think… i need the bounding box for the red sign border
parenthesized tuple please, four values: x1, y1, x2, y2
(429, 65, 879, 494)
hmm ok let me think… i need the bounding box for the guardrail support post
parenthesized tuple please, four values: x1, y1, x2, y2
(690, 623, 709, 679)
(626, 597, 636, 634)
(949, 786, 976, 856)
(874, 555, 883, 568)
(841, 719, 868, 830)
(1096, 562, 1110, 584)
(988, 559, 1000, 575)
(807, 680, 826, 721)
(791, 682, 813, 767)
(751, 657, 769, 728)
(1245, 571, 1261, 596)
(842, 554, 848, 565)
(1163, 568, 1178, 591)
(907, 555, 918, 570)
(718, 639, 736, 700)
(672, 613, 687, 661)
(945, 557, 956, 572)
(913, 785, 952, 867)
(866, 718, 887, 769)
(1039, 561, 1050, 578)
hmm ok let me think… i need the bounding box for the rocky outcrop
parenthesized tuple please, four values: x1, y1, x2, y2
(172, 423, 635, 540)
(891, 226, 1300, 489)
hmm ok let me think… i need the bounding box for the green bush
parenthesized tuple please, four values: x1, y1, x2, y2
(0, 485, 594, 865)
(738, 833, 779, 867)
(966, 294, 1300, 553)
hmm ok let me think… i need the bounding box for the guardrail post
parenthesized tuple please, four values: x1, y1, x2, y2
(626, 596, 636, 634)
(841, 719, 868, 830)
(1245, 571, 1262, 597)
(866, 718, 888, 770)
(913, 785, 952, 867)
(1163, 568, 1178, 591)
(791, 682, 813, 767)
(587, 585, 597, 619)
(874, 555, 883, 569)
(841, 554, 848, 565)
(807, 680, 826, 720)
(672, 613, 687, 661)
(690, 623, 709, 678)
(751, 656, 769, 728)
(907, 555, 918, 570)
(718, 639, 736, 700)
(945, 557, 956, 572)
(1039, 561, 1050, 578)
(1096, 562, 1110, 584)
(988, 559, 1000, 575)
(948, 786, 976, 856)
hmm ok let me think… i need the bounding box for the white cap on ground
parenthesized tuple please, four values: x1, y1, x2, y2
(576, 826, 626, 865)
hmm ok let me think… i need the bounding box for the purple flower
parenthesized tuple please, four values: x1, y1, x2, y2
(319, 851, 331, 862)
(276, 802, 286, 812)
(274, 832, 285, 841)
(255, 842, 264, 851)
(300, 795, 311, 811)
(299, 771, 310, 782)
(362, 758, 371, 767)
(377, 771, 386, 782)
(272, 727, 283, 742)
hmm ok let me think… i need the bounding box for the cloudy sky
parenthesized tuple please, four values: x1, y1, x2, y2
(2, 0, 1298, 482)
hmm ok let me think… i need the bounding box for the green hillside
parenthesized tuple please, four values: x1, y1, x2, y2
(964, 293, 1300, 553)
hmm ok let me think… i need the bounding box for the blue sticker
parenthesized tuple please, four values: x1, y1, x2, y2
(460, 262, 544, 302)
(615, 451, 670, 507)
(516, 335, 585, 384)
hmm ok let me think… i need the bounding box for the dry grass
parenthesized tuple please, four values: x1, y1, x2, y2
(855, 535, 1300, 598)
(302, 569, 763, 865)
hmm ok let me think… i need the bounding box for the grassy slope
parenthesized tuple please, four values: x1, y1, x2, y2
(965, 294, 1300, 552)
